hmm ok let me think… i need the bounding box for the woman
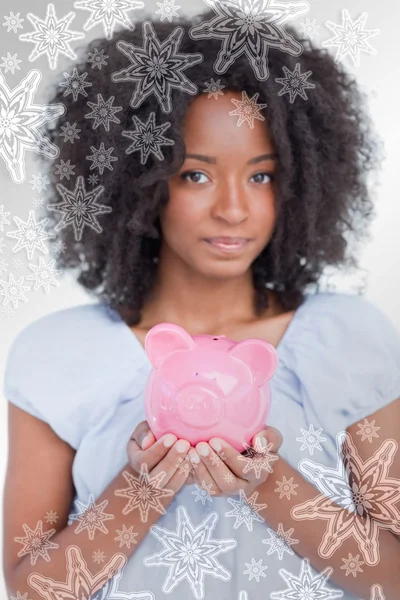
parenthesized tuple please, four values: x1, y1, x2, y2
(3, 7, 400, 600)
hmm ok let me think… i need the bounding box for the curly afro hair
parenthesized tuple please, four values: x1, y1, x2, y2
(39, 7, 383, 327)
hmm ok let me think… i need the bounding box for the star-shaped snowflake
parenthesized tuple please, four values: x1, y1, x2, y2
(270, 557, 344, 599)
(45, 510, 59, 525)
(356, 418, 380, 443)
(14, 520, 58, 566)
(225, 488, 267, 531)
(59, 68, 92, 102)
(48, 175, 111, 242)
(6, 210, 51, 260)
(274, 475, 299, 500)
(30, 172, 50, 192)
(191, 480, 215, 505)
(10, 593, 30, 600)
(86, 142, 118, 175)
(203, 77, 225, 99)
(229, 90, 267, 128)
(238, 436, 279, 479)
(3, 11, 24, 33)
(0, 69, 65, 184)
(0, 52, 22, 74)
(0, 257, 9, 275)
(53, 240, 67, 254)
(291, 431, 400, 565)
(0, 273, 30, 308)
(88, 47, 109, 70)
(115, 463, 174, 523)
(28, 545, 127, 599)
(19, 3, 84, 70)
(122, 111, 174, 165)
(85, 93, 123, 131)
(88, 174, 100, 186)
(11, 257, 24, 270)
(91, 567, 155, 600)
(322, 9, 380, 68)
(340, 552, 365, 577)
(112, 21, 203, 114)
(189, 0, 310, 81)
(93, 550, 106, 565)
(1, 304, 14, 318)
(69, 493, 114, 540)
(74, 0, 144, 40)
(155, 0, 181, 22)
(299, 17, 320, 40)
(115, 524, 138, 549)
(243, 557, 268, 582)
(26, 257, 62, 293)
(275, 62, 315, 103)
(60, 121, 81, 143)
(296, 423, 327, 455)
(55, 159, 76, 180)
(144, 505, 237, 599)
(262, 522, 299, 560)
(0, 205, 11, 231)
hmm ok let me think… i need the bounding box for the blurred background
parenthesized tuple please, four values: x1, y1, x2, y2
(0, 0, 399, 596)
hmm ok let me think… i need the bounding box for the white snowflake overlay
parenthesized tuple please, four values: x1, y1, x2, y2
(59, 68, 92, 102)
(85, 94, 122, 131)
(155, 0, 181, 23)
(275, 62, 315, 103)
(3, 12, 24, 33)
(270, 557, 344, 599)
(0, 69, 65, 184)
(86, 142, 118, 174)
(262, 523, 299, 560)
(111, 21, 203, 114)
(26, 257, 62, 293)
(91, 567, 154, 599)
(229, 90, 267, 129)
(322, 9, 380, 68)
(74, 0, 144, 40)
(225, 489, 267, 531)
(189, 0, 310, 81)
(296, 423, 327, 455)
(47, 175, 112, 242)
(122, 111, 174, 165)
(0, 273, 30, 308)
(6, 209, 52, 260)
(144, 505, 237, 599)
(19, 3, 84, 70)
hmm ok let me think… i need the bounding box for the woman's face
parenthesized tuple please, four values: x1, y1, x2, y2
(159, 90, 278, 279)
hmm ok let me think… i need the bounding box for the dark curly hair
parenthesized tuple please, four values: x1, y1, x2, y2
(38, 7, 383, 327)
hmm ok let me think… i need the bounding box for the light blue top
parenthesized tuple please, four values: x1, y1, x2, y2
(3, 291, 400, 600)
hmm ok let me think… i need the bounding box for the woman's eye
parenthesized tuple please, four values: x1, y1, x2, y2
(181, 171, 209, 184)
(251, 172, 274, 184)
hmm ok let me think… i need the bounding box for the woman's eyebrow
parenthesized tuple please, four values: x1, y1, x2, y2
(185, 153, 277, 165)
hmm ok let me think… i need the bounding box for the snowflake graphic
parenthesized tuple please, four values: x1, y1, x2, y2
(340, 552, 365, 578)
(189, 0, 309, 81)
(88, 48, 109, 70)
(223, 471, 234, 484)
(44, 510, 59, 525)
(291, 431, 400, 565)
(271, 557, 344, 599)
(14, 520, 58, 566)
(370, 584, 386, 600)
(28, 545, 127, 599)
(30, 172, 50, 192)
(86, 142, 118, 175)
(243, 557, 268, 582)
(274, 475, 299, 500)
(88, 174, 100, 186)
(91, 566, 155, 600)
(6, 210, 51, 260)
(59, 68, 92, 102)
(238, 593, 249, 600)
(204, 77, 225, 99)
(69, 493, 114, 540)
(115, 463, 174, 523)
(229, 90, 267, 128)
(60, 121, 81, 143)
(111, 21, 203, 114)
(0, 273, 30, 308)
(144, 505, 237, 599)
(210, 450, 227, 467)
(300, 17, 320, 40)
(322, 9, 380, 68)
(12, 257, 24, 270)
(356, 418, 380, 443)
(55, 158, 76, 180)
(0, 52, 22, 74)
(0, 205, 11, 230)
(225, 488, 267, 531)
(0, 70, 65, 184)
(53, 240, 67, 254)
(122, 111, 174, 165)
(48, 175, 111, 242)
(155, 0, 181, 23)
(85, 94, 123, 131)
(275, 62, 315, 103)
(191, 480, 215, 505)
(296, 423, 327, 455)
(3, 11, 24, 33)
(0, 257, 8, 275)
(74, 0, 144, 40)
(262, 522, 299, 560)
(115, 524, 138, 549)
(176, 454, 198, 477)
(93, 550, 106, 564)
(0, 237, 5, 253)
(19, 4, 84, 70)
(1, 304, 14, 318)
(26, 257, 62, 293)
(238, 436, 279, 478)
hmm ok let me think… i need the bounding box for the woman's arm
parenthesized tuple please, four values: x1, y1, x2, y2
(3, 404, 189, 600)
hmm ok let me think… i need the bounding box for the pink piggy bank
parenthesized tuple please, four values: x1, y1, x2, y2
(143, 322, 278, 452)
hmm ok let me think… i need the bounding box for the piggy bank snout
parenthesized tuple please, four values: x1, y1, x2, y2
(172, 382, 223, 428)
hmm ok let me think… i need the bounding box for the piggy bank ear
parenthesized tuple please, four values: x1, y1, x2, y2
(145, 322, 196, 369)
(228, 339, 278, 386)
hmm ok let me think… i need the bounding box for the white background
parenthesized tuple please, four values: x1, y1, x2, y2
(0, 0, 399, 597)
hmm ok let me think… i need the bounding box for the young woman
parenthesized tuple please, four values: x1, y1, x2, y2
(3, 7, 400, 600)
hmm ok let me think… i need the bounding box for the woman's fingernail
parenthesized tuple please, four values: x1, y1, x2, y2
(141, 433, 151, 449)
(197, 443, 209, 457)
(255, 435, 267, 449)
(209, 439, 222, 453)
(163, 434, 177, 448)
(175, 440, 190, 453)
(189, 449, 200, 464)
